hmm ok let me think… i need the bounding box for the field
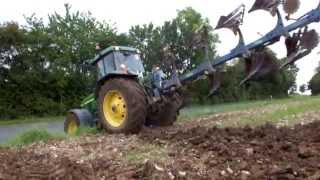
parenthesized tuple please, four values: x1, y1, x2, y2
(0, 96, 320, 179)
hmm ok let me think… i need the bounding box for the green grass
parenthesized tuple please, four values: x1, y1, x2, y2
(179, 95, 320, 127)
(179, 96, 309, 121)
(235, 96, 320, 127)
(75, 127, 99, 136)
(4, 129, 66, 147)
(0, 116, 64, 126)
(2, 126, 99, 147)
(179, 100, 270, 121)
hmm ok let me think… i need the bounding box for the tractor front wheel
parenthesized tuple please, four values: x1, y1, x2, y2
(98, 78, 147, 133)
(64, 113, 79, 135)
(64, 109, 93, 135)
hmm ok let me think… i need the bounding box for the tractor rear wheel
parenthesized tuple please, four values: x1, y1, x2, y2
(98, 78, 147, 133)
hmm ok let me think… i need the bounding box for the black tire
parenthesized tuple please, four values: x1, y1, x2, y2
(98, 78, 147, 133)
(146, 95, 182, 126)
(64, 109, 93, 135)
(64, 112, 80, 135)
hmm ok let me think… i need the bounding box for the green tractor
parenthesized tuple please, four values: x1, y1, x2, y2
(64, 46, 183, 134)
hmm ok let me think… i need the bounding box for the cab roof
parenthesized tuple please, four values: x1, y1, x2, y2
(90, 46, 139, 64)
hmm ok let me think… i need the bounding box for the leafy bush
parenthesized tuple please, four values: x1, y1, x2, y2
(0, 5, 116, 119)
(309, 73, 320, 95)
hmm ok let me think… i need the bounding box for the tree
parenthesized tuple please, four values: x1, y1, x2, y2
(127, 7, 221, 103)
(128, 23, 162, 71)
(316, 61, 320, 73)
(299, 84, 307, 93)
(309, 73, 320, 95)
(160, 8, 219, 72)
(0, 22, 27, 118)
(309, 61, 320, 95)
(0, 4, 119, 119)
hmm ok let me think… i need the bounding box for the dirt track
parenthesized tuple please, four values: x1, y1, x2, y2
(1, 111, 320, 180)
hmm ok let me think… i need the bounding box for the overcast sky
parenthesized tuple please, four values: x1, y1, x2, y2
(1, 0, 320, 91)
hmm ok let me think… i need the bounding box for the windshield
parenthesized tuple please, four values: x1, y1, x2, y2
(115, 51, 145, 76)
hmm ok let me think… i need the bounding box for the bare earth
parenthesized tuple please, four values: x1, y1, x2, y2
(0, 110, 320, 180)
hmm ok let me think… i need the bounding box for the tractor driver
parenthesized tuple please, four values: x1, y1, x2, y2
(152, 64, 166, 89)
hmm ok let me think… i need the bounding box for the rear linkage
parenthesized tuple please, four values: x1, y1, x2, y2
(156, 0, 320, 96)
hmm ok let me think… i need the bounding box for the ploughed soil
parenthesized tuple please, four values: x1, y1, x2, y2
(1, 112, 320, 180)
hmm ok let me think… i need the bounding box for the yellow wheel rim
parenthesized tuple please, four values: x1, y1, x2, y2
(103, 90, 127, 127)
(67, 114, 78, 135)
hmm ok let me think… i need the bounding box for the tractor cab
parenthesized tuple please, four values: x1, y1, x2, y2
(91, 46, 145, 80)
